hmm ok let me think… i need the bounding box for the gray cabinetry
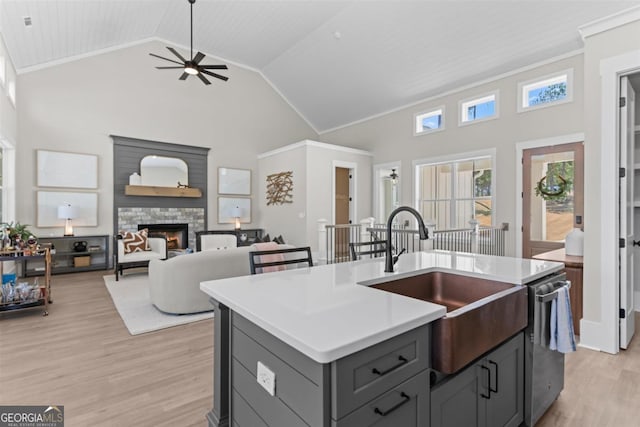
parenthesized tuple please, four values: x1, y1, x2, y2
(208, 302, 431, 427)
(431, 332, 524, 427)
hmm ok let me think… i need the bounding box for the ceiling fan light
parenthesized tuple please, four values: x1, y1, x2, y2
(184, 65, 199, 75)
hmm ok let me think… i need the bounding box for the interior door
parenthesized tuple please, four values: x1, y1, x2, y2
(335, 167, 351, 259)
(522, 143, 584, 258)
(619, 76, 636, 349)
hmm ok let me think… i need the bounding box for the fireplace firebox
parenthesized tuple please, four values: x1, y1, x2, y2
(138, 223, 188, 250)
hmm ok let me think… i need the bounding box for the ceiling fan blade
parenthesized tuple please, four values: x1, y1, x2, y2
(167, 47, 188, 63)
(201, 69, 229, 81)
(179, 73, 189, 81)
(156, 66, 185, 69)
(192, 51, 205, 65)
(197, 73, 211, 85)
(201, 65, 228, 70)
(149, 53, 184, 66)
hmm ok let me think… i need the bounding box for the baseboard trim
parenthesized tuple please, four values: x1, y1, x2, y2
(578, 319, 604, 352)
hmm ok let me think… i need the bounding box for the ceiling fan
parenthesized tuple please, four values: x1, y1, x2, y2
(149, 0, 228, 85)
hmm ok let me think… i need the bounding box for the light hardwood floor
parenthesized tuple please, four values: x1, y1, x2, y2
(1, 270, 639, 426)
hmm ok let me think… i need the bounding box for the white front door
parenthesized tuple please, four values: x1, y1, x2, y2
(620, 75, 636, 349)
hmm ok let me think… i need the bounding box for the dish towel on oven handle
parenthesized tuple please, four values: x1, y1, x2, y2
(550, 286, 576, 353)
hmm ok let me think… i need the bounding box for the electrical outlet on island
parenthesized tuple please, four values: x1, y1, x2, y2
(257, 361, 276, 396)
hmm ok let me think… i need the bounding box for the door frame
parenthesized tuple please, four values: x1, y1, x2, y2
(521, 142, 584, 258)
(595, 50, 640, 354)
(515, 133, 585, 258)
(373, 161, 401, 224)
(332, 160, 357, 226)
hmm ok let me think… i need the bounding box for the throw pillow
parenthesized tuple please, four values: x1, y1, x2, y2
(120, 228, 150, 254)
(262, 234, 271, 243)
(273, 235, 285, 244)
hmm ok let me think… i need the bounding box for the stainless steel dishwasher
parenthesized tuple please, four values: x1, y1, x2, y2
(524, 271, 570, 426)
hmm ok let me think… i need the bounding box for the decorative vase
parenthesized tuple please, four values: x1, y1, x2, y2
(565, 228, 584, 256)
(129, 172, 141, 185)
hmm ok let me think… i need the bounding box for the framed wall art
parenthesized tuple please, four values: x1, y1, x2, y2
(218, 167, 251, 195)
(218, 197, 251, 224)
(37, 150, 98, 189)
(36, 191, 98, 227)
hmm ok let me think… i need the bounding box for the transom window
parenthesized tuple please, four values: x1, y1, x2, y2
(416, 154, 494, 229)
(459, 91, 498, 125)
(518, 69, 573, 112)
(414, 107, 444, 135)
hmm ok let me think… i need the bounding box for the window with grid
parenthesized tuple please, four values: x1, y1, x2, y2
(416, 156, 493, 230)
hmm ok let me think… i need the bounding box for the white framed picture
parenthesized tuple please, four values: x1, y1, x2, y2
(218, 167, 251, 195)
(218, 197, 251, 224)
(37, 150, 98, 189)
(36, 191, 98, 227)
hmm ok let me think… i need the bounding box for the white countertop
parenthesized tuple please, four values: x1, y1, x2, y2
(200, 250, 563, 363)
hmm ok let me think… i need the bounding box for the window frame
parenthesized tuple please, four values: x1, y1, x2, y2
(458, 90, 499, 126)
(517, 68, 573, 113)
(0, 55, 5, 88)
(413, 148, 496, 229)
(414, 106, 445, 136)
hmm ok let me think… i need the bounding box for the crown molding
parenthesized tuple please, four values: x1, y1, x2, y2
(578, 5, 640, 40)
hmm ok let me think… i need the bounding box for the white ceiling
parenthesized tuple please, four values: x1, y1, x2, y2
(1, 0, 639, 132)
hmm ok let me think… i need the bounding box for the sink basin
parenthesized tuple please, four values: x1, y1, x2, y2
(370, 271, 527, 374)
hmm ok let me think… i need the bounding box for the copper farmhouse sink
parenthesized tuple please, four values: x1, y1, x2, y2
(370, 271, 527, 374)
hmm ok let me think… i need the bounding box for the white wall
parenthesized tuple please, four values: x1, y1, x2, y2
(258, 140, 372, 249)
(0, 34, 16, 145)
(258, 145, 307, 246)
(305, 143, 372, 251)
(0, 33, 17, 223)
(582, 19, 640, 350)
(321, 54, 585, 256)
(16, 40, 317, 237)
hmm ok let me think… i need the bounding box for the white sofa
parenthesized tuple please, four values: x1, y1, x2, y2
(148, 244, 296, 314)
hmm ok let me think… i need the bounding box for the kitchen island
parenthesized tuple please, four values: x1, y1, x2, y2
(200, 250, 563, 427)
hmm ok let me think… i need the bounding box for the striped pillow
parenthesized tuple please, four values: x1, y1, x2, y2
(120, 228, 150, 254)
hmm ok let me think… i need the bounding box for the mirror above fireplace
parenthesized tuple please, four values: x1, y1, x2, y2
(124, 155, 202, 198)
(141, 155, 188, 187)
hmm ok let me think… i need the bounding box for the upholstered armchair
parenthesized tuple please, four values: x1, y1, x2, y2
(115, 231, 167, 281)
(198, 233, 237, 251)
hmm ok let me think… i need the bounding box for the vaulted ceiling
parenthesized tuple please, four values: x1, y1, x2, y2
(1, 0, 638, 132)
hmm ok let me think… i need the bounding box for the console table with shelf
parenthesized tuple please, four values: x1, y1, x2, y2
(0, 248, 51, 316)
(195, 229, 264, 251)
(23, 235, 110, 276)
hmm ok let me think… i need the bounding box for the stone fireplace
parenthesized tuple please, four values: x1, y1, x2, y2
(118, 208, 205, 250)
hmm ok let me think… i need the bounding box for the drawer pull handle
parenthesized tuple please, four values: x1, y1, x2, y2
(374, 392, 411, 416)
(488, 360, 498, 393)
(371, 355, 408, 376)
(480, 365, 491, 399)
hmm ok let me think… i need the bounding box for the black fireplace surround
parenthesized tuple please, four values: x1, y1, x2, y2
(138, 223, 188, 250)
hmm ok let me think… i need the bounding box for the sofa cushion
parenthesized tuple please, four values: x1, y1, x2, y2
(120, 228, 150, 254)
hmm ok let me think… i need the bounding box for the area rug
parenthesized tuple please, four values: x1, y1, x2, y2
(103, 274, 213, 335)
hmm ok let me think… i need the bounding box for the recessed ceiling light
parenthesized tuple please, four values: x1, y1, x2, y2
(333, 31, 341, 40)
(23, 16, 32, 27)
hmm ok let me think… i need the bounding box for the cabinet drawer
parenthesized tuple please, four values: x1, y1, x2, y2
(333, 370, 429, 427)
(331, 324, 430, 420)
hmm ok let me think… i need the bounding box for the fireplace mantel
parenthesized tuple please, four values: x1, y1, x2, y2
(124, 185, 202, 198)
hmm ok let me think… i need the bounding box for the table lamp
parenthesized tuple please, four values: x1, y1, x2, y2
(231, 206, 242, 230)
(57, 204, 78, 236)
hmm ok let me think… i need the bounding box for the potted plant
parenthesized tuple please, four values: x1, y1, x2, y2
(1, 222, 35, 247)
